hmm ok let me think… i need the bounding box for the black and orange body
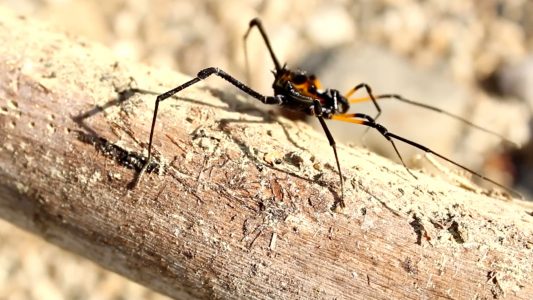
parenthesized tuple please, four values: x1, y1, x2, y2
(140, 18, 521, 205)
(272, 68, 349, 117)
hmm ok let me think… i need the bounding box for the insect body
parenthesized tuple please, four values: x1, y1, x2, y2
(273, 69, 349, 115)
(142, 18, 520, 204)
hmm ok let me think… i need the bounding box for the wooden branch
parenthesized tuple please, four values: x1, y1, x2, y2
(0, 8, 532, 299)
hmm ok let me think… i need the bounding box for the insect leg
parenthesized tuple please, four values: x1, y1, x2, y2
(345, 83, 381, 120)
(344, 83, 382, 140)
(345, 88, 516, 146)
(373, 93, 517, 146)
(331, 113, 521, 198)
(333, 113, 416, 178)
(139, 67, 282, 185)
(312, 101, 345, 206)
(243, 18, 282, 75)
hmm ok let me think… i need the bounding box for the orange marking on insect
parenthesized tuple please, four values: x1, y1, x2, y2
(331, 115, 364, 124)
(348, 96, 372, 104)
(344, 89, 356, 99)
(293, 80, 319, 98)
(310, 75, 322, 90)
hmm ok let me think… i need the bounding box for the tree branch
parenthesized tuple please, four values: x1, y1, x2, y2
(0, 8, 532, 299)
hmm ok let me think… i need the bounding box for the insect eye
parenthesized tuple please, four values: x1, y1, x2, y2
(293, 74, 307, 84)
(308, 85, 317, 93)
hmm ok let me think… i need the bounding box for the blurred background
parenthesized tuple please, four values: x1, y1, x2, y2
(0, 0, 532, 299)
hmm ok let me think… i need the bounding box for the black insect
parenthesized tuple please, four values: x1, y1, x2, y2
(141, 18, 519, 204)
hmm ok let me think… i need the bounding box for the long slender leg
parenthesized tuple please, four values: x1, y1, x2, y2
(331, 113, 522, 198)
(375, 94, 517, 146)
(344, 83, 381, 140)
(345, 86, 516, 146)
(243, 18, 282, 76)
(317, 116, 345, 207)
(135, 67, 282, 187)
(345, 83, 381, 120)
(332, 112, 416, 178)
(310, 100, 345, 206)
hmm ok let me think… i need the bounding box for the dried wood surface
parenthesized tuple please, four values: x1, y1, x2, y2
(0, 8, 532, 300)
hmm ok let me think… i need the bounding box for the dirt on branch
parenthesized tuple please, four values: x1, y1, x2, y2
(0, 7, 532, 300)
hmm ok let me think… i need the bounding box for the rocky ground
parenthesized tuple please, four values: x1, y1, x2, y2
(0, 0, 531, 299)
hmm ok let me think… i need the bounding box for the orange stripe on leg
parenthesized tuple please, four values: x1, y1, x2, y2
(344, 89, 356, 99)
(331, 115, 365, 124)
(348, 96, 372, 104)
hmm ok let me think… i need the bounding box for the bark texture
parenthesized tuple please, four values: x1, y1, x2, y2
(0, 8, 532, 300)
